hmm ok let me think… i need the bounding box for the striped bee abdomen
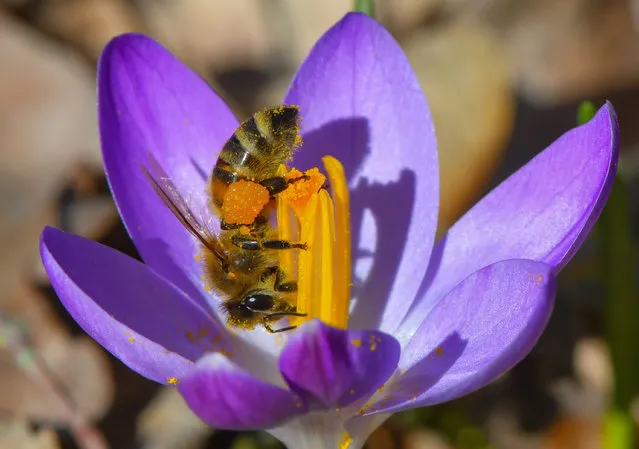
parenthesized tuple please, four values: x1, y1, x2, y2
(209, 105, 302, 211)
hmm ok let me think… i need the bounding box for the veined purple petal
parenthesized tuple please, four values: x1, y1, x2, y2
(399, 102, 617, 343)
(98, 34, 238, 306)
(279, 320, 400, 409)
(285, 12, 439, 333)
(364, 259, 555, 415)
(40, 227, 232, 384)
(178, 353, 306, 430)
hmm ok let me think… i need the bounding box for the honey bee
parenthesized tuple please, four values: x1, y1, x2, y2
(142, 106, 310, 333)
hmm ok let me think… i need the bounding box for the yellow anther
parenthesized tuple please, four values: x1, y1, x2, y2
(323, 156, 351, 328)
(278, 157, 351, 329)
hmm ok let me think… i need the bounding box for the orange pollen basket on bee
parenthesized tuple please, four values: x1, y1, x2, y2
(222, 179, 270, 225)
(277, 156, 352, 329)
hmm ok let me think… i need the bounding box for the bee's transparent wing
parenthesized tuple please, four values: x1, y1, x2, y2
(141, 155, 227, 264)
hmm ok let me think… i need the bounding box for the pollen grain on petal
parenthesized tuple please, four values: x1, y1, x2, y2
(167, 376, 179, 385)
(369, 334, 382, 351)
(186, 328, 209, 342)
(351, 338, 362, 347)
(125, 331, 135, 343)
(527, 272, 544, 285)
(340, 432, 353, 449)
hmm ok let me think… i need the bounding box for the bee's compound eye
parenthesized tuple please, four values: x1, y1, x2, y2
(244, 293, 275, 311)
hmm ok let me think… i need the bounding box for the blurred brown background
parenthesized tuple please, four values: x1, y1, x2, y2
(1, 0, 639, 448)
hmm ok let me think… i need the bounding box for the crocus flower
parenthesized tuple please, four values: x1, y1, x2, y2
(40, 12, 618, 449)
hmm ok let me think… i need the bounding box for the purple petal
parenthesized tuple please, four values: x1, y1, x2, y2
(178, 353, 306, 430)
(285, 12, 439, 333)
(399, 102, 618, 341)
(40, 226, 232, 384)
(98, 34, 238, 305)
(364, 259, 555, 415)
(278, 320, 400, 409)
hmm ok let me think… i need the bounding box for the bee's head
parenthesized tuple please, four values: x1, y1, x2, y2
(237, 291, 277, 316)
(224, 290, 300, 332)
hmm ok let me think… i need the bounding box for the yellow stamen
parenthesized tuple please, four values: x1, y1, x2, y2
(295, 192, 318, 324)
(317, 189, 337, 324)
(279, 157, 351, 329)
(323, 156, 351, 326)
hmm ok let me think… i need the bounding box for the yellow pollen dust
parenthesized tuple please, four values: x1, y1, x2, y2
(282, 168, 326, 213)
(277, 156, 351, 329)
(167, 377, 179, 385)
(340, 432, 353, 449)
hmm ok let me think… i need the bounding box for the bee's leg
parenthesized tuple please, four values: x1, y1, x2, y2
(262, 239, 307, 251)
(260, 177, 288, 196)
(231, 235, 261, 250)
(261, 311, 306, 334)
(260, 266, 297, 292)
(259, 265, 279, 282)
(260, 174, 311, 196)
(220, 219, 242, 230)
(221, 215, 266, 231)
(264, 322, 297, 333)
(231, 234, 307, 251)
(287, 174, 311, 185)
(274, 268, 297, 292)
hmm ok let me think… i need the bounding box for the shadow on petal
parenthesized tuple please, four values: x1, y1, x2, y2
(299, 117, 370, 182)
(349, 171, 415, 330)
(299, 117, 418, 330)
(364, 333, 466, 414)
(401, 232, 448, 333)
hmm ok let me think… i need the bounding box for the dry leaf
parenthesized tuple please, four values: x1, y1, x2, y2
(139, 0, 274, 71)
(0, 420, 60, 449)
(0, 11, 102, 291)
(36, 0, 145, 60)
(446, 0, 639, 104)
